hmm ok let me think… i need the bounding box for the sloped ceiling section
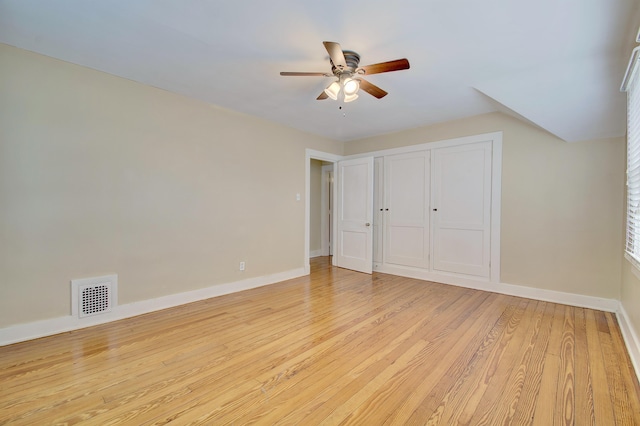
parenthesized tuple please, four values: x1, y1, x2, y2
(0, 0, 638, 142)
(475, 54, 628, 142)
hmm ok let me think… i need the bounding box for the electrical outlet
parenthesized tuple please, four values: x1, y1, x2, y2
(239, 261, 245, 271)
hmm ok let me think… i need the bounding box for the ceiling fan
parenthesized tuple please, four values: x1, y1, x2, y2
(280, 41, 410, 102)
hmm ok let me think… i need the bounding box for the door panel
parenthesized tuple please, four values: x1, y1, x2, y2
(384, 151, 430, 268)
(387, 227, 425, 260)
(336, 157, 373, 274)
(432, 142, 491, 277)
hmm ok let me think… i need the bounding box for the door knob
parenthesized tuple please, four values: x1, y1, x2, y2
(365, 222, 371, 227)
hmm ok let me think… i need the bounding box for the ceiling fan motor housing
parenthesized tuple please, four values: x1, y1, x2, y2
(331, 50, 361, 76)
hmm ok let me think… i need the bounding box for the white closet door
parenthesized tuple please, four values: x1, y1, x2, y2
(384, 151, 430, 268)
(336, 157, 374, 274)
(432, 142, 492, 277)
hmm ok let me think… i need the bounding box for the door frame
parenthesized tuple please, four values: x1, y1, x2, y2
(305, 149, 341, 274)
(321, 164, 334, 256)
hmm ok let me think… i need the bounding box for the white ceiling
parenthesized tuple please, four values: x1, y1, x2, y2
(1, 0, 638, 142)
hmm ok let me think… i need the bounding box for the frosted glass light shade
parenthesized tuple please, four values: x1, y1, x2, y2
(343, 78, 360, 96)
(324, 81, 340, 100)
(344, 92, 359, 103)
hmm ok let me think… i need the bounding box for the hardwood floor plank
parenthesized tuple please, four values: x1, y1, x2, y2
(333, 291, 503, 426)
(151, 279, 462, 424)
(253, 288, 486, 426)
(573, 307, 596, 426)
(600, 312, 639, 425)
(393, 295, 521, 425)
(426, 298, 532, 425)
(0, 257, 638, 425)
(531, 303, 566, 426)
(463, 300, 547, 425)
(605, 312, 640, 413)
(345, 294, 509, 426)
(584, 308, 617, 424)
(555, 305, 576, 426)
(508, 301, 555, 426)
(313, 293, 495, 426)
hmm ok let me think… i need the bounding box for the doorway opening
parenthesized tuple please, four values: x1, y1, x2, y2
(305, 150, 340, 274)
(310, 160, 333, 257)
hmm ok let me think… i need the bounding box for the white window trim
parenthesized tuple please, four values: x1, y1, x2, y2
(622, 46, 640, 276)
(625, 252, 640, 280)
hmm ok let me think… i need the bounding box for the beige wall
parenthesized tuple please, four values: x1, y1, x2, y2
(0, 44, 342, 327)
(309, 159, 322, 253)
(346, 113, 625, 298)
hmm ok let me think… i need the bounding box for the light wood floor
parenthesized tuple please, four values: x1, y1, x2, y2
(1, 257, 639, 425)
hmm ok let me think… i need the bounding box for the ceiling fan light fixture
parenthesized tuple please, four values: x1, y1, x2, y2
(280, 41, 409, 102)
(342, 77, 360, 96)
(324, 81, 340, 100)
(344, 92, 359, 103)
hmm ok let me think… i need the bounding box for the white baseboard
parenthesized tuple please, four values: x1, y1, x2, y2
(375, 264, 493, 291)
(0, 267, 306, 347)
(494, 281, 619, 312)
(616, 303, 640, 383)
(375, 264, 619, 313)
(309, 249, 323, 258)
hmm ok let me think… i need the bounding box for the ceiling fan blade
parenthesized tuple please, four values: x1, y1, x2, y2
(359, 58, 410, 75)
(323, 41, 347, 68)
(280, 72, 329, 76)
(317, 91, 329, 100)
(359, 79, 388, 99)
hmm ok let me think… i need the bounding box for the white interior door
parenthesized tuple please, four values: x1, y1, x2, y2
(432, 142, 492, 277)
(336, 157, 374, 274)
(384, 151, 430, 268)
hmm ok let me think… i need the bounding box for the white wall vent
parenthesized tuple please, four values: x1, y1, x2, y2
(71, 274, 118, 318)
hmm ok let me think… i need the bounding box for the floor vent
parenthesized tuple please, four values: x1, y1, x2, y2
(71, 274, 118, 318)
